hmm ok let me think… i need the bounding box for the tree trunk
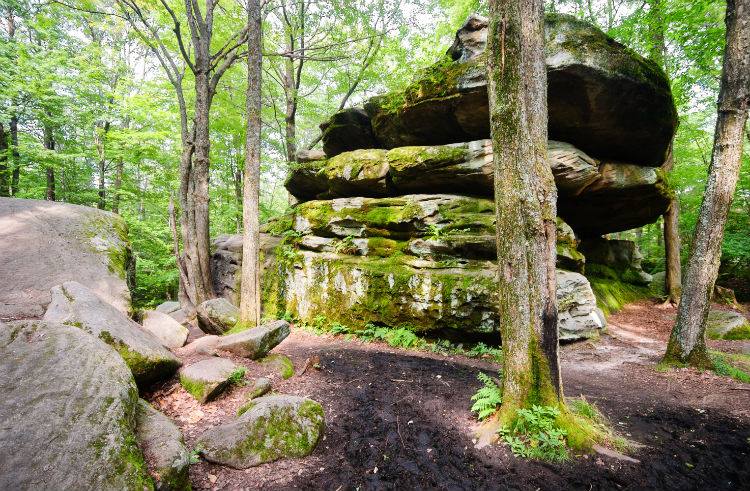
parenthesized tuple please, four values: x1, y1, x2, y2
(487, 0, 563, 420)
(0, 123, 8, 196)
(44, 123, 55, 201)
(664, 0, 750, 367)
(239, 0, 262, 328)
(112, 159, 123, 214)
(662, 145, 682, 303)
(10, 114, 19, 195)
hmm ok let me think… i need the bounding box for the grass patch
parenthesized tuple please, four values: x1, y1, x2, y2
(710, 350, 750, 383)
(228, 366, 248, 386)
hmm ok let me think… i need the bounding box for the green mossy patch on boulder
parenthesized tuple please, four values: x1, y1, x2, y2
(260, 354, 294, 379)
(587, 276, 651, 318)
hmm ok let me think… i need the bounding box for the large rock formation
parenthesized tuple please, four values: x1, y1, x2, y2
(0, 197, 135, 320)
(0, 321, 154, 490)
(323, 14, 677, 168)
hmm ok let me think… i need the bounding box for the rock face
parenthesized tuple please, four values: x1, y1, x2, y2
(180, 358, 240, 403)
(135, 399, 191, 491)
(44, 281, 180, 387)
(579, 238, 652, 285)
(0, 197, 135, 320)
(0, 321, 153, 490)
(706, 311, 750, 340)
(324, 14, 676, 168)
(142, 310, 190, 348)
(197, 298, 240, 334)
(284, 140, 670, 237)
(556, 271, 606, 341)
(198, 395, 324, 469)
(215, 319, 290, 359)
(319, 107, 378, 157)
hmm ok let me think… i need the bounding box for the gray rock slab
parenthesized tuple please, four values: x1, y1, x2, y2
(197, 298, 240, 335)
(43, 281, 181, 387)
(198, 395, 324, 469)
(707, 311, 750, 340)
(142, 310, 189, 348)
(0, 320, 153, 490)
(180, 358, 239, 403)
(216, 320, 290, 359)
(135, 399, 190, 491)
(156, 301, 181, 314)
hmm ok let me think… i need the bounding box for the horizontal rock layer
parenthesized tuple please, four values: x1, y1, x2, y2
(322, 14, 677, 167)
(285, 141, 671, 236)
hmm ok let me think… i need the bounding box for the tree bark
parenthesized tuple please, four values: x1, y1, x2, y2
(10, 114, 19, 195)
(487, 0, 563, 420)
(112, 159, 123, 214)
(664, 0, 750, 367)
(662, 145, 682, 303)
(0, 123, 8, 196)
(44, 122, 55, 201)
(239, 0, 263, 328)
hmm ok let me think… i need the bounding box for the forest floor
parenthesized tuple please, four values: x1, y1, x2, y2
(145, 299, 750, 491)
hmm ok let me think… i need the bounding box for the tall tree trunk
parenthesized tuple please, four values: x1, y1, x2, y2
(0, 123, 8, 196)
(112, 159, 123, 214)
(239, 0, 262, 327)
(664, 0, 750, 367)
(662, 145, 682, 303)
(44, 123, 55, 201)
(487, 0, 563, 420)
(10, 114, 19, 194)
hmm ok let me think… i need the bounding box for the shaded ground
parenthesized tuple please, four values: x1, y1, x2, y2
(145, 299, 750, 491)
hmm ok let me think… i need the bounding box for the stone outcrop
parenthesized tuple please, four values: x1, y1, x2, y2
(43, 281, 181, 387)
(324, 14, 676, 168)
(579, 238, 652, 285)
(0, 321, 154, 490)
(211, 233, 282, 306)
(215, 319, 290, 359)
(706, 311, 750, 340)
(0, 197, 135, 320)
(197, 395, 324, 469)
(284, 140, 671, 237)
(180, 358, 240, 403)
(142, 310, 190, 348)
(197, 298, 240, 335)
(135, 399, 191, 491)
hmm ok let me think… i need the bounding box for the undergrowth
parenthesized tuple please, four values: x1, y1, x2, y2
(470, 371, 503, 420)
(228, 366, 248, 386)
(710, 350, 750, 383)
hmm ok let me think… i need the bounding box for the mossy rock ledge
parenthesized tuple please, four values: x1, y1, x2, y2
(197, 395, 324, 469)
(706, 311, 750, 340)
(180, 358, 240, 403)
(322, 14, 677, 168)
(0, 321, 154, 490)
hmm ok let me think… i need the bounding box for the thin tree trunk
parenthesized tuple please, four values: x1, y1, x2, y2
(44, 123, 55, 201)
(664, 0, 750, 367)
(112, 159, 123, 214)
(487, 0, 563, 421)
(10, 114, 19, 194)
(239, 0, 262, 327)
(0, 123, 8, 196)
(662, 145, 682, 303)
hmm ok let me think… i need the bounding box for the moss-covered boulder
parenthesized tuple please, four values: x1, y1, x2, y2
(706, 311, 750, 340)
(180, 358, 240, 403)
(197, 298, 240, 335)
(579, 238, 652, 285)
(197, 395, 324, 469)
(259, 354, 295, 379)
(0, 321, 154, 490)
(215, 319, 290, 359)
(43, 281, 181, 388)
(0, 197, 135, 321)
(319, 107, 378, 157)
(135, 399, 191, 491)
(322, 14, 676, 167)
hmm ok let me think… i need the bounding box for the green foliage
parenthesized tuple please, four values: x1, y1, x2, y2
(385, 328, 419, 349)
(228, 366, 248, 387)
(470, 371, 503, 421)
(468, 342, 504, 363)
(711, 352, 750, 383)
(498, 405, 569, 462)
(189, 444, 202, 464)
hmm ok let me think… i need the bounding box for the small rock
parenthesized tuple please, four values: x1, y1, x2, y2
(592, 444, 640, 464)
(155, 301, 181, 314)
(198, 395, 325, 469)
(142, 310, 189, 348)
(135, 399, 190, 491)
(180, 358, 240, 403)
(197, 345, 219, 357)
(216, 320, 290, 359)
(197, 298, 240, 335)
(260, 354, 294, 379)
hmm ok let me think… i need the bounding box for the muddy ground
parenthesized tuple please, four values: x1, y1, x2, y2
(145, 300, 750, 491)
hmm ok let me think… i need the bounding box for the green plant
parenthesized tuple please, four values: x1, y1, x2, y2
(498, 405, 569, 462)
(329, 322, 350, 335)
(470, 371, 503, 420)
(189, 444, 202, 464)
(712, 355, 750, 383)
(228, 366, 248, 386)
(386, 327, 419, 349)
(334, 235, 358, 254)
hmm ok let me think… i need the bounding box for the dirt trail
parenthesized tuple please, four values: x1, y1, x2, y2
(146, 300, 750, 491)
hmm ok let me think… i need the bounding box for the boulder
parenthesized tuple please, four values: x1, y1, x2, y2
(339, 14, 676, 166)
(706, 311, 750, 340)
(43, 281, 180, 387)
(135, 399, 191, 491)
(260, 354, 295, 379)
(197, 395, 324, 469)
(284, 141, 670, 237)
(211, 234, 282, 306)
(156, 301, 181, 314)
(142, 310, 189, 348)
(557, 270, 605, 341)
(0, 321, 153, 490)
(579, 238, 652, 285)
(169, 308, 190, 325)
(215, 319, 290, 359)
(296, 149, 326, 163)
(556, 217, 585, 274)
(0, 197, 134, 321)
(180, 358, 240, 403)
(237, 378, 273, 416)
(197, 298, 240, 335)
(320, 107, 377, 157)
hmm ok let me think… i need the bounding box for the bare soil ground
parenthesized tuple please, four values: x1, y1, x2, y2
(145, 300, 750, 491)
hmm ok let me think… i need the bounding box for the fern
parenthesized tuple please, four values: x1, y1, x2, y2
(470, 371, 502, 420)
